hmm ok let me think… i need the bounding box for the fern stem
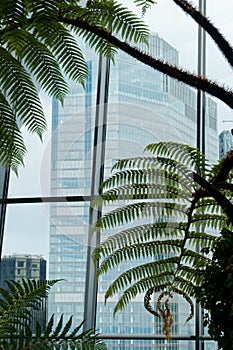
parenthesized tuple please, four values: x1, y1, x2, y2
(193, 172, 233, 225)
(59, 16, 233, 109)
(172, 0, 233, 67)
(171, 197, 198, 286)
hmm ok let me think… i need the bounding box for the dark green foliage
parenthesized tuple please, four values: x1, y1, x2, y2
(91, 142, 233, 337)
(0, 279, 106, 349)
(195, 227, 233, 350)
(0, 0, 149, 172)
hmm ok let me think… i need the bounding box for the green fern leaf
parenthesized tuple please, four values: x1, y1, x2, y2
(93, 201, 188, 233)
(102, 257, 179, 296)
(53, 314, 64, 337)
(112, 279, 171, 315)
(32, 17, 88, 86)
(145, 142, 209, 172)
(3, 29, 69, 101)
(44, 314, 55, 338)
(0, 47, 46, 136)
(93, 222, 186, 264)
(35, 321, 42, 339)
(98, 240, 182, 276)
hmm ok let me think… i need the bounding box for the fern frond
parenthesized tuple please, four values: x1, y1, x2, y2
(4, 279, 58, 309)
(86, 1, 149, 43)
(0, 0, 27, 26)
(191, 213, 228, 230)
(173, 277, 197, 297)
(92, 222, 186, 264)
(112, 156, 157, 170)
(194, 198, 222, 214)
(32, 18, 88, 87)
(92, 184, 190, 209)
(74, 26, 118, 61)
(187, 231, 217, 249)
(176, 265, 203, 286)
(103, 2, 149, 43)
(112, 156, 194, 186)
(53, 314, 64, 337)
(112, 279, 171, 315)
(98, 239, 183, 275)
(44, 314, 55, 338)
(145, 142, 209, 172)
(0, 92, 26, 172)
(62, 0, 149, 46)
(0, 279, 61, 345)
(100, 168, 191, 192)
(60, 316, 73, 337)
(93, 201, 188, 232)
(0, 47, 46, 137)
(103, 257, 179, 296)
(2, 29, 69, 101)
(181, 249, 211, 268)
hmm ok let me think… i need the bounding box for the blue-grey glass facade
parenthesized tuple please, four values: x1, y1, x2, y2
(0, 254, 47, 332)
(219, 130, 233, 159)
(48, 33, 218, 349)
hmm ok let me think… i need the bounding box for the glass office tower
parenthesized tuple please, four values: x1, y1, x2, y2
(219, 130, 233, 159)
(48, 33, 218, 349)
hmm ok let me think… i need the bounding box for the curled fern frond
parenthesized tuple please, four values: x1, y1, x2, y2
(144, 286, 194, 340)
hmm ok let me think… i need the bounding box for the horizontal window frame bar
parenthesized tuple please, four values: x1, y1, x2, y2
(97, 334, 214, 341)
(3, 196, 92, 204)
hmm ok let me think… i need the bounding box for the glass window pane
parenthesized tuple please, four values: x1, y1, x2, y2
(204, 341, 218, 350)
(2, 201, 90, 327)
(8, 50, 99, 198)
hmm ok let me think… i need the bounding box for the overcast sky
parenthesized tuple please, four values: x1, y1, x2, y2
(3, 0, 233, 260)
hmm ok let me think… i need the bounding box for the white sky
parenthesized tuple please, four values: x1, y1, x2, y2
(3, 0, 233, 259)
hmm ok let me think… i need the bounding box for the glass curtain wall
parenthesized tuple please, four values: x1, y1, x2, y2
(1, 0, 231, 349)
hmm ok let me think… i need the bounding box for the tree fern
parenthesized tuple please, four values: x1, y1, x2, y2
(92, 141, 233, 338)
(0, 0, 149, 172)
(0, 279, 106, 349)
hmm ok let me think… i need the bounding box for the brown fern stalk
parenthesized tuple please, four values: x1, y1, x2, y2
(193, 172, 233, 225)
(172, 0, 233, 67)
(59, 15, 233, 109)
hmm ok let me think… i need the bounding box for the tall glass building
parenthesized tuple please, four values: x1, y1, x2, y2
(219, 130, 233, 159)
(48, 33, 218, 349)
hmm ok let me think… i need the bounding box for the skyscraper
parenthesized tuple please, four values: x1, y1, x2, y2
(49, 33, 218, 349)
(0, 254, 46, 286)
(0, 254, 47, 332)
(219, 130, 233, 159)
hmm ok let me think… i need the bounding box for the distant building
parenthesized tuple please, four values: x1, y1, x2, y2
(0, 254, 47, 332)
(0, 254, 46, 285)
(219, 130, 233, 159)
